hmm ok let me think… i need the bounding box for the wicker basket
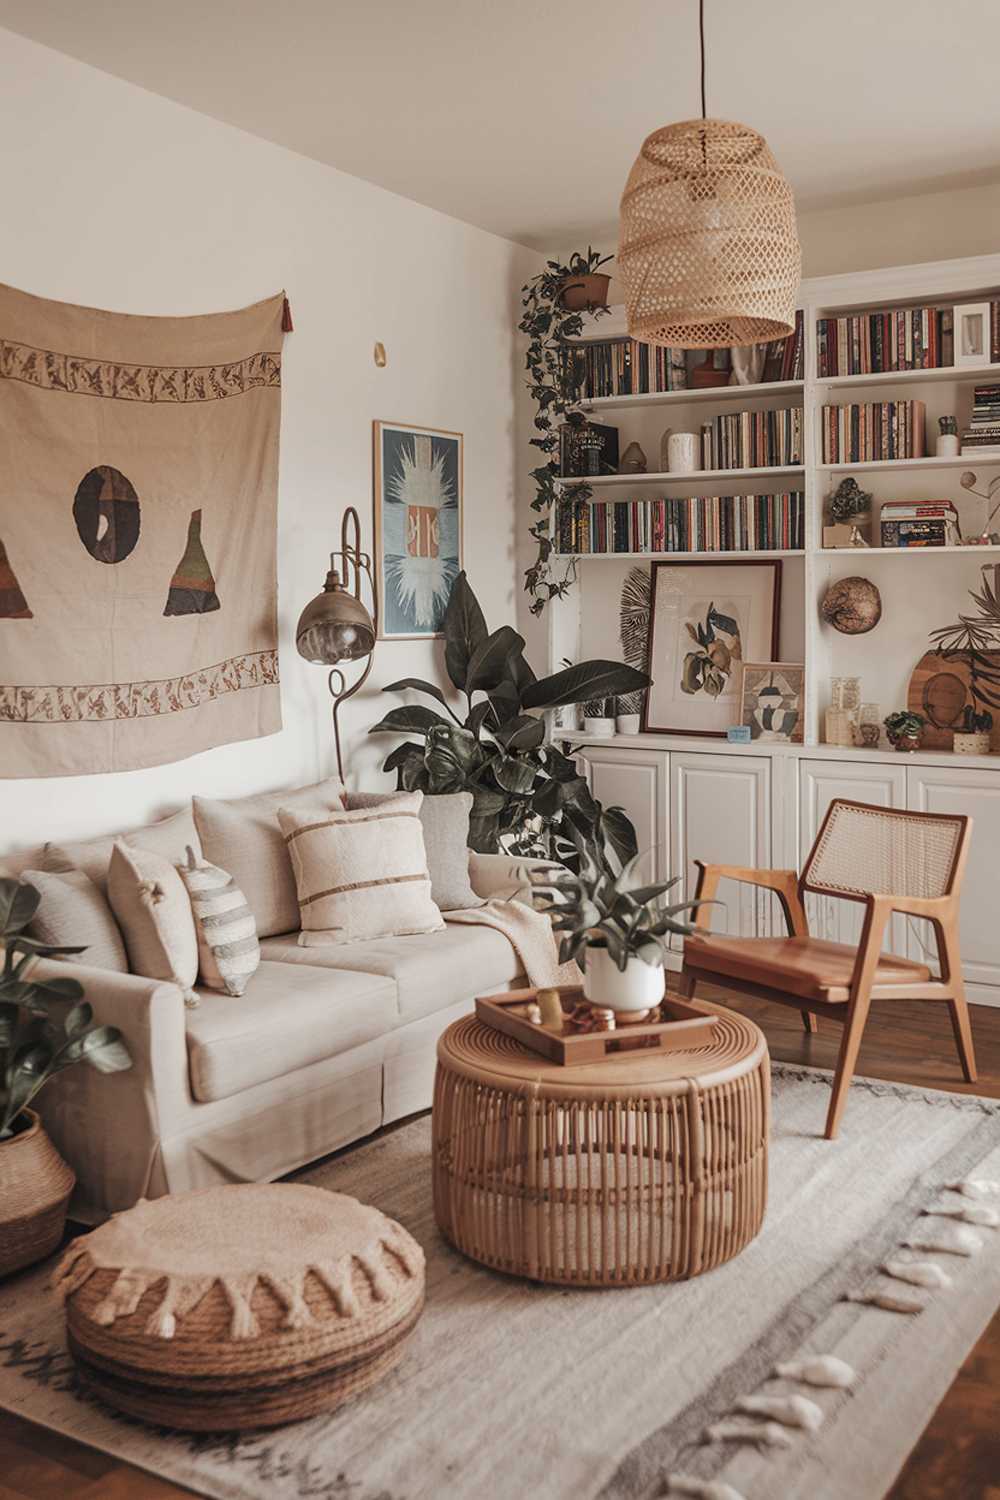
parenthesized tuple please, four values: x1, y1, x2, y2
(0, 1109, 74, 1278)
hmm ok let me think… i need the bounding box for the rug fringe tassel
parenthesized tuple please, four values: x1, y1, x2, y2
(773, 1354, 855, 1389)
(928, 1203, 999, 1227)
(904, 1226, 982, 1257)
(883, 1259, 952, 1290)
(734, 1393, 823, 1429)
(844, 1289, 923, 1314)
(704, 1419, 793, 1450)
(947, 1178, 999, 1199)
(666, 1477, 747, 1500)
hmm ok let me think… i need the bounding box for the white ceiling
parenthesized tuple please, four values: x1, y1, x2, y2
(2, 0, 999, 249)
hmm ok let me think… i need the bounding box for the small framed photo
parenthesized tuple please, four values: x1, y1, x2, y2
(373, 420, 463, 640)
(953, 302, 991, 367)
(740, 662, 805, 743)
(642, 559, 782, 737)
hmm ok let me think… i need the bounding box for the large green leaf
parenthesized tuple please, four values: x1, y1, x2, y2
(487, 681, 521, 727)
(64, 1001, 94, 1039)
(507, 649, 537, 696)
(443, 571, 488, 691)
(493, 756, 538, 795)
(424, 724, 485, 793)
(368, 705, 451, 737)
(382, 678, 457, 716)
(494, 714, 546, 752)
(466, 627, 526, 693)
(522, 660, 650, 711)
(0, 878, 40, 937)
(78, 1025, 132, 1074)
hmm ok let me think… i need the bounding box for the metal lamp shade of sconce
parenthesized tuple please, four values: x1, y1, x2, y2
(295, 506, 378, 781)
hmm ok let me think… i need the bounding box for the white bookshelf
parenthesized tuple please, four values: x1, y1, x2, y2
(546, 252, 1000, 748)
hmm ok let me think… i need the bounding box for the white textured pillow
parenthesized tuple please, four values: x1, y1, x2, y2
(278, 792, 443, 947)
(176, 846, 260, 997)
(107, 842, 199, 1007)
(23, 867, 128, 974)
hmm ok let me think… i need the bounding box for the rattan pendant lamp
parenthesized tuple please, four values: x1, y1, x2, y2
(618, 0, 800, 348)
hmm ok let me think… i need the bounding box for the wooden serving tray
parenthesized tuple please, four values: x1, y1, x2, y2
(475, 986, 718, 1066)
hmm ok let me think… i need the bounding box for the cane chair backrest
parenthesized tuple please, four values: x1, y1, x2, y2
(802, 799, 968, 904)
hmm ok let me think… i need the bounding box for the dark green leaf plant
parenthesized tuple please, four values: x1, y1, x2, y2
(0, 878, 131, 1140)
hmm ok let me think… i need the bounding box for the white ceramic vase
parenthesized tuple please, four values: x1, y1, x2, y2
(583, 945, 665, 1012)
(616, 712, 641, 735)
(585, 716, 615, 738)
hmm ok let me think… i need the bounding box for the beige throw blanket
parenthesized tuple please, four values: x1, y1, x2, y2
(444, 899, 581, 989)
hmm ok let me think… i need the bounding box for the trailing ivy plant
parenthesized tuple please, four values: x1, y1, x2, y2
(369, 571, 649, 865)
(519, 248, 611, 616)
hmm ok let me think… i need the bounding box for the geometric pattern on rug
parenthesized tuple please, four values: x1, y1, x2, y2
(1, 1063, 999, 1500)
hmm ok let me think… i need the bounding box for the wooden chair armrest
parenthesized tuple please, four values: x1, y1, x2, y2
(691, 860, 808, 937)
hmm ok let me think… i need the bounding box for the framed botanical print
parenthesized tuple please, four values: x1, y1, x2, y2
(740, 661, 805, 743)
(642, 559, 782, 737)
(373, 420, 463, 639)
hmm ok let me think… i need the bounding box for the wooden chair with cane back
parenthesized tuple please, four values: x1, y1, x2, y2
(676, 799, 977, 1139)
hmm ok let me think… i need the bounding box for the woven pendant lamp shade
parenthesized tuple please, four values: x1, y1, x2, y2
(618, 118, 801, 349)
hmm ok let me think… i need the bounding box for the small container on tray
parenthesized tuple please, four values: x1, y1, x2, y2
(475, 985, 718, 1066)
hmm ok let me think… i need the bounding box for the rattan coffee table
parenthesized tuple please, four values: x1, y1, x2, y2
(432, 1003, 769, 1286)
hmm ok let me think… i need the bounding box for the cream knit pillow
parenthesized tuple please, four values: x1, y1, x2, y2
(177, 847, 260, 996)
(277, 792, 443, 947)
(107, 843, 200, 1007)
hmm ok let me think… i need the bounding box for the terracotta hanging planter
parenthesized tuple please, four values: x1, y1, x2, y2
(0, 1109, 75, 1277)
(557, 273, 611, 312)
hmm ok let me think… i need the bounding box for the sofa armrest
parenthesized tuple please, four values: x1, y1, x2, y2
(468, 852, 561, 905)
(28, 958, 190, 1220)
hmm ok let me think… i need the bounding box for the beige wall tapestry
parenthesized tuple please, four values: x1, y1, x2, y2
(0, 283, 286, 777)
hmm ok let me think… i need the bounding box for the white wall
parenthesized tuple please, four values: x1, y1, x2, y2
(0, 29, 542, 855)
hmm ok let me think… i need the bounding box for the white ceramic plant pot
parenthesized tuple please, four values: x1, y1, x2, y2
(585, 717, 616, 739)
(954, 731, 991, 756)
(583, 945, 665, 1012)
(616, 713, 641, 735)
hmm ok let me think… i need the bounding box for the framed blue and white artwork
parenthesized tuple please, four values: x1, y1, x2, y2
(373, 420, 463, 640)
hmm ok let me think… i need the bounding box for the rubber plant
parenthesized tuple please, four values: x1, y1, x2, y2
(0, 878, 131, 1139)
(519, 248, 611, 616)
(369, 571, 649, 865)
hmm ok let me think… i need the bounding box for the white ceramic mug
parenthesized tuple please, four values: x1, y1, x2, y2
(666, 430, 699, 474)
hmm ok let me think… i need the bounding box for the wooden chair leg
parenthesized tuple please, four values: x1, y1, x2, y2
(946, 989, 978, 1083)
(824, 988, 873, 1140)
(801, 1009, 818, 1034)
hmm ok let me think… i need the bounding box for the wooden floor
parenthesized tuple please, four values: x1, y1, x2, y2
(2, 991, 999, 1500)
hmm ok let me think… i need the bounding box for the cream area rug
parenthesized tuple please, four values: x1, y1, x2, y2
(2, 1063, 1000, 1500)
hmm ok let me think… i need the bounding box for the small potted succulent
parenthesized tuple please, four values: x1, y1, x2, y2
(557, 247, 613, 312)
(823, 477, 873, 549)
(0, 878, 132, 1276)
(884, 710, 926, 753)
(528, 827, 703, 1019)
(954, 705, 993, 756)
(583, 695, 616, 738)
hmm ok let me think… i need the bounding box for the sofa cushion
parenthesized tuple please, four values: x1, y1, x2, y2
(193, 777, 345, 939)
(259, 924, 523, 1026)
(108, 843, 199, 1004)
(185, 959, 396, 1103)
(22, 867, 128, 974)
(44, 807, 202, 895)
(347, 790, 483, 912)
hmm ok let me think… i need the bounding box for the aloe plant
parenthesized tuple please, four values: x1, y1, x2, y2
(526, 827, 705, 971)
(0, 878, 131, 1140)
(370, 571, 650, 864)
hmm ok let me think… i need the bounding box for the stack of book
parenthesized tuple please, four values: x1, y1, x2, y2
(575, 340, 687, 399)
(879, 498, 959, 548)
(816, 306, 955, 376)
(821, 400, 926, 463)
(960, 384, 1000, 456)
(700, 407, 802, 470)
(557, 492, 804, 555)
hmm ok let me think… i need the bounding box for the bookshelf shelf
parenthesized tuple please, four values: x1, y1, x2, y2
(818, 454, 1000, 473)
(816, 363, 1000, 391)
(556, 548, 805, 562)
(555, 464, 804, 489)
(580, 379, 803, 413)
(819, 544, 1000, 560)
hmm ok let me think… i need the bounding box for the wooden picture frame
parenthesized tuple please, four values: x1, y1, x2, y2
(373, 420, 463, 640)
(641, 558, 782, 737)
(740, 660, 805, 743)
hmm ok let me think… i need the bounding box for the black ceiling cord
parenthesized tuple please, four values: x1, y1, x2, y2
(699, 0, 707, 119)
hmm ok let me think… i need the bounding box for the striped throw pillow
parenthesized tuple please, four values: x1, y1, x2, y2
(177, 846, 260, 997)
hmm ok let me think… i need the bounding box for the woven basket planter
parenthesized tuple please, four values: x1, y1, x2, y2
(56, 1184, 425, 1430)
(0, 1109, 74, 1278)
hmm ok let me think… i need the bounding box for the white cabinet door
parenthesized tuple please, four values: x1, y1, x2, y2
(576, 748, 668, 884)
(798, 760, 907, 952)
(670, 753, 770, 941)
(906, 765, 1000, 996)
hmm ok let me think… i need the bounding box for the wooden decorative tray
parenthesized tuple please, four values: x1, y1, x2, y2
(475, 986, 718, 1066)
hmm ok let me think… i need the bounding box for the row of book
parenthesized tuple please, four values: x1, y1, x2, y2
(572, 340, 687, 398)
(816, 307, 956, 376)
(961, 383, 1000, 455)
(820, 400, 926, 464)
(557, 492, 805, 555)
(700, 406, 803, 470)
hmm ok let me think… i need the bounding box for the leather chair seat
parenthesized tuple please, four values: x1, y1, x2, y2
(684, 934, 932, 1004)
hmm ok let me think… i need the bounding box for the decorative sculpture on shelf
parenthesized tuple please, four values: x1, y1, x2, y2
(824, 477, 873, 549)
(820, 576, 882, 635)
(959, 470, 1000, 545)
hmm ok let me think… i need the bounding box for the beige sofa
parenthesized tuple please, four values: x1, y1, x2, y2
(4, 800, 535, 1223)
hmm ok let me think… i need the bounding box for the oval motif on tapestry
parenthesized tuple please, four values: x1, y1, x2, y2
(73, 465, 141, 564)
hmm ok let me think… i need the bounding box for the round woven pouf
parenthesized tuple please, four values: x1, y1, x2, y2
(55, 1183, 425, 1430)
(433, 1006, 769, 1286)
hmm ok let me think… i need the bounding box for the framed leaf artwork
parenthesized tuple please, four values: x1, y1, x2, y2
(642, 559, 782, 736)
(373, 420, 463, 640)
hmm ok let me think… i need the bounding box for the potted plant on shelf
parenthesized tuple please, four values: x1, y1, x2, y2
(884, 710, 926, 753)
(823, 477, 873, 550)
(527, 829, 703, 1018)
(953, 705, 993, 756)
(0, 878, 132, 1276)
(556, 247, 613, 312)
(583, 695, 616, 738)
